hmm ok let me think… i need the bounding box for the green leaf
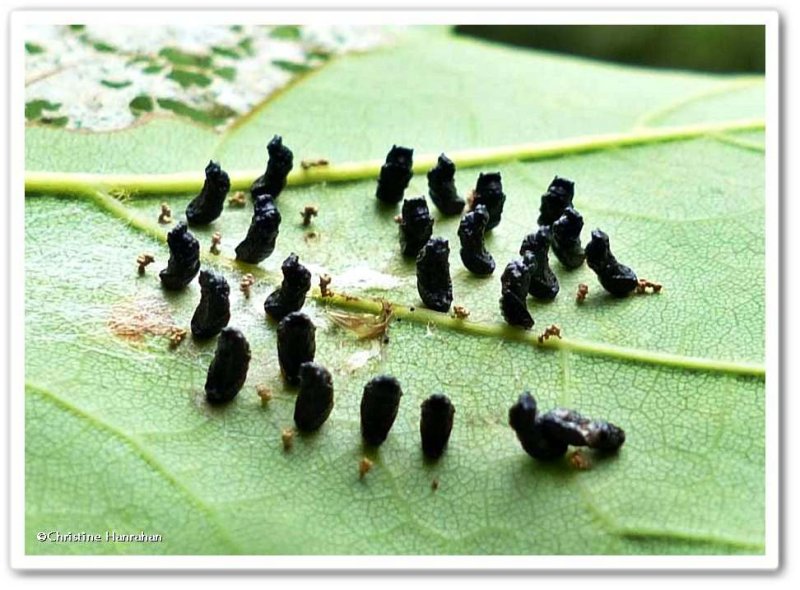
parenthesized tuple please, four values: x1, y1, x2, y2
(24, 29, 765, 555)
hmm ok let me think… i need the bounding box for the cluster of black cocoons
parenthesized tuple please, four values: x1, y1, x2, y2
(509, 392, 625, 461)
(159, 222, 200, 290)
(399, 197, 434, 257)
(150, 139, 637, 466)
(235, 194, 282, 264)
(264, 253, 312, 321)
(185, 161, 231, 226)
(191, 269, 231, 339)
(251, 135, 294, 201)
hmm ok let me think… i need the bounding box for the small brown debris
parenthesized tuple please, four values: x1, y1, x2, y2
(537, 324, 562, 344)
(452, 305, 470, 320)
(393, 214, 402, 224)
(228, 191, 246, 208)
(576, 283, 589, 303)
(431, 478, 439, 492)
(466, 189, 477, 209)
(239, 273, 255, 298)
(319, 273, 333, 298)
(136, 253, 155, 275)
(327, 300, 393, 340)
(281, 427, 295, 451)
(158, 203, 172, 224)
(635, 278, 663, 294)
(568, 450, 592, 471)
(304, 231, 319, 243)
(358, 457, 374, 480)
(300, 205, 319, 226)
(210, 232, 222, 255)
(300, 158, 330, 170)
(256, 385, 272, 405)
(167, 327, 187, 349)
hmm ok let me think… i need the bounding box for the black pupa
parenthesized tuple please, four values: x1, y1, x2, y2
(264, 253, 312, 321)
(551, 207, 586, 269)
(235, 194, 282, 264)
(508, 392, 568, 461)
(584, 229, 638, 297)
(420, 394, 455, 460)
(277, 312, 316, 385)
(376, 145, 413, 204)
(471, 172, 506, 230)
(519, 226, 559, 300)
(416, 237, 453, 313)
(399, 197, 434, 257)
(427, 154, 465, 215)
(159, 222, 200, 290)
(191, 269, 231, 339)
(537, 176, 575, 227)
(251, 135, 294, 200)
(294, 362, 334, 432)
(205, 327, 251, 405)
(185, 160, 230, 226)
(458, 204, 495, 275)
(360, 375, 403, 447)
(499, 259, 534, 329)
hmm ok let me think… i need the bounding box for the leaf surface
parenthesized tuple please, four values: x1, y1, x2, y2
(25, 29, 766, 555)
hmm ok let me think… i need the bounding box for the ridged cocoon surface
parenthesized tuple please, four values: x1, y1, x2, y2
(250, 135, 294, 200)
(190, 269, 231, 339)
(185, 160, 230, 226)
(585, 229, 638, 297)
(427, 153, 465, 215)
(360, 375, 403, 447)
(264, 253, 312, 321)
(416, 237, 453, 313)
(205, 327, 251, 405)
(277, 312, 316, 386)
(159, 222, 200, 290)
